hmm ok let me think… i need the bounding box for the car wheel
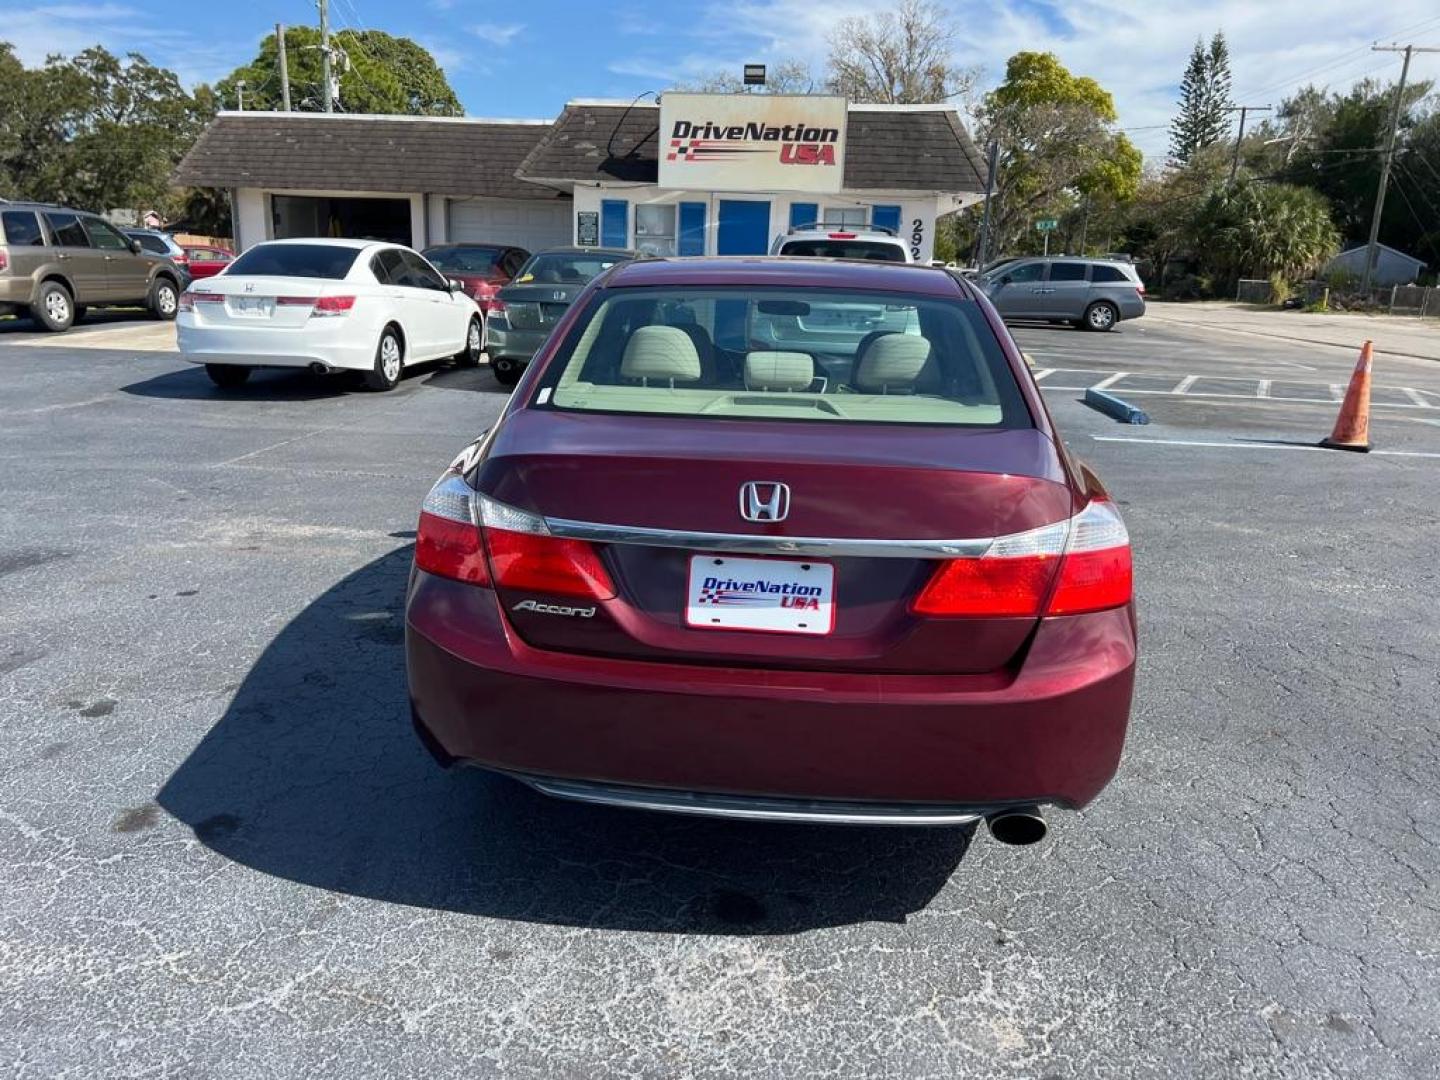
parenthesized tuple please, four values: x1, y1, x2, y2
(150, 278, 179, 321)
(492, 356, 521, 387)
(205, 364, 252, 388)
(365, 327, 404, 391)
(35, 281, 75, 332)
(1083, 301, 1118, 332)
(455, 317, 483, 367)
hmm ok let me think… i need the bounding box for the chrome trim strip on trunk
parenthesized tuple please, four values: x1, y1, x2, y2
(542, 516, 994, 559)
(518, 774, 989, 826)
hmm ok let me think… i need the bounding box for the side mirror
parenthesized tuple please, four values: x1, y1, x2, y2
(129, 239, 143, 255)
(448, 278, 465, 293)
(998, 274, 1013, 285)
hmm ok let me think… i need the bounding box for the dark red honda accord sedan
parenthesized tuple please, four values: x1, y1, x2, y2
(405, 257, 1136, 844)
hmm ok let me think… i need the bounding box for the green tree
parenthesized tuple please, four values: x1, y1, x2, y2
(0, 44, 212, 216)
(1192, 181, 1340, 284)
(216, 28, 461, 115)
(1170, 33, 1233, 165)
(977, 51, 1141, 256)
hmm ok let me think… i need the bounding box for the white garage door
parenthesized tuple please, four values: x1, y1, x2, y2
(448, 198, 573, 252)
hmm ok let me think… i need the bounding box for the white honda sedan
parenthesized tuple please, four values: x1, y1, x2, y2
(177, 238, 484, 391)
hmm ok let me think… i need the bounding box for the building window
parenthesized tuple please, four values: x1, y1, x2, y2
(825, 207, 868, 228)
(635, 204, 677, 256)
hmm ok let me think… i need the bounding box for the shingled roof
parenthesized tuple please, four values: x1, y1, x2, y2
(173, 113, 565, 200)
(515, 102, 987, 194)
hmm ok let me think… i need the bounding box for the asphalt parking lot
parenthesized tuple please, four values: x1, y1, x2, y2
(3, 309, 1439, 1078)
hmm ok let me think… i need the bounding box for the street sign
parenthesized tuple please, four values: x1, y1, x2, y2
(1035, 218, 1058, 232)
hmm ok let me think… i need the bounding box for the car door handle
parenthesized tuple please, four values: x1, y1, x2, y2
(56, 253, 70, 260)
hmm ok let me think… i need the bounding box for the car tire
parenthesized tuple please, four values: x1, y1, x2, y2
(205, 364, 252, 388)
(492, 356, 521, 387)
(455, 316, 483, 367)
(365, 327, 404, 391)
(1083, 301, 1118, 332)
(35, 281, 75, 332)
(149, 277, 179, 321)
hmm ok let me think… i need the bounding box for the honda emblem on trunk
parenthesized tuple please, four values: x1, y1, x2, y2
(739, 481, 790, 522)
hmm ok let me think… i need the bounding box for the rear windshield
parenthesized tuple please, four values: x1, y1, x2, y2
(780, 239, 907, 262)
(425, 246, 502, 273)
(515, 253, 626, 285)
(225, 244, 360, 279)
(536, 287, 1030, 428)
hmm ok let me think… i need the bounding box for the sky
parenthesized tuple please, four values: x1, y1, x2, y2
(3, 0, 1440, 161)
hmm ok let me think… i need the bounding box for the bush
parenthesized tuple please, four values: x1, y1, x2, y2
(1269, 273, 1291, 306)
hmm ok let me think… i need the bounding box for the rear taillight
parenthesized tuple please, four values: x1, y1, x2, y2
(276, 295, 315, 307)
(310, 295, 356, 317)
(470, 280, 497, 300)
(488, 299, 507, 324)
(415, 473, 490, 585)
(414, 475, 615, 600)
(479, 494, 615, 599)
(0, 250, 8, 273)
(911, 499, 1131, 618)
(178, 290, 223, 312)
(828, 232, 857, 239)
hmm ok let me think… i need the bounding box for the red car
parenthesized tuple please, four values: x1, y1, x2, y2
(421, 243, 530, 316)
(405, 258, 1136, 844)
(182, 245, 234, 279)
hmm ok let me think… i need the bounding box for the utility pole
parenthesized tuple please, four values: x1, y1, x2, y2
(236, 80, 246, 111)
(1362, 44, 1439, 291)
(277, 24, 291, 112)
(1227, 105, 1271, 185)
(319, 0, 333, 113)
(975, 141, 999, 269)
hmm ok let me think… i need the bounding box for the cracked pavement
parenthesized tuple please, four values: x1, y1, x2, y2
(1, 317, 1438, 1078)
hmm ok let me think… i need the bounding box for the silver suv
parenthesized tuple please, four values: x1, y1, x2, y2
(0, 202, 185, 332)
(771, 223, 912, 263)
(979, 256, 1145, 331)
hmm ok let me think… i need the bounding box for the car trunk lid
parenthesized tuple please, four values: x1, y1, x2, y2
(473, 410, 1072, 674)
(186, 275, 347, 329)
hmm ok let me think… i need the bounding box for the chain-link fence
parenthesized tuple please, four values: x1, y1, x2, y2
(1236, 278, 1272, 303)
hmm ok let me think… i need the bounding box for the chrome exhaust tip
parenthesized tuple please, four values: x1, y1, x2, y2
(308, 361, 332, 375)
(985, 806, 1048, 846)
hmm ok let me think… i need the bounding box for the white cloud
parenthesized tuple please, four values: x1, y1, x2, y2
(470, 22, 524, 47)
(644, 0, 1440, 162)
(2, 3, 247, 87)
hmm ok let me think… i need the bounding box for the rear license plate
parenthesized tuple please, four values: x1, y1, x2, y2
(685, 555, 835, 636)
(230, 296, 274, 317)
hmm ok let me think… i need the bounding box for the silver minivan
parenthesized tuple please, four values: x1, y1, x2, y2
(979, 257, 1145, 331)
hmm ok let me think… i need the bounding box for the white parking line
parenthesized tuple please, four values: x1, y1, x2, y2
(1403, 388, 1430, 407)
(1257, 380, 1271, 399)
(1091, 435, 1440, 459)
(1330, 384, 1344, 401)
(1031, 368, 1055, 381)
(1091, 372, 1129, 391)
(1174, 375, 1199, 394)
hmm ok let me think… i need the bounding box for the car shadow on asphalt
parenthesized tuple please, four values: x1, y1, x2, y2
(0, 310, 152, 336)
(156, 547, 972, 934)
(119, 363, 512, 401)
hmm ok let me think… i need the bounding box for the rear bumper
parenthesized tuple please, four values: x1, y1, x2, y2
(177, 319, 375, 371)
(484, 324, 546, 362)
(406, 571, 1136, 812)
(0, 277, 34, 306)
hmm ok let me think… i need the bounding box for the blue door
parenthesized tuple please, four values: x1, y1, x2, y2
(678, 202, 706, 256)
(717, 200, 771, 255)
(600, 200, 628, 248)
(871, 204, 902, 236)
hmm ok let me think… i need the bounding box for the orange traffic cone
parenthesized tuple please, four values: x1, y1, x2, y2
(1321, 341, 1373, 453)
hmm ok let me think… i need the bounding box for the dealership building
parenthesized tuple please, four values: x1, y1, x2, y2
(174, 94, 987, 262)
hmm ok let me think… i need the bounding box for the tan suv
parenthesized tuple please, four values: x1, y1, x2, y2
(0, 202, 185, 332)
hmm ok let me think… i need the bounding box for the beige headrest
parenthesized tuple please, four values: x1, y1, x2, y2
(744, 351, 814, 391)
(620, 325, 702, 383)
(853, 333, 933, 392)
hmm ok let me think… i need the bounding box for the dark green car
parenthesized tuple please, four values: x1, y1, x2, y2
(486, 247, 634, 386)
(0, 202, 186, 332)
